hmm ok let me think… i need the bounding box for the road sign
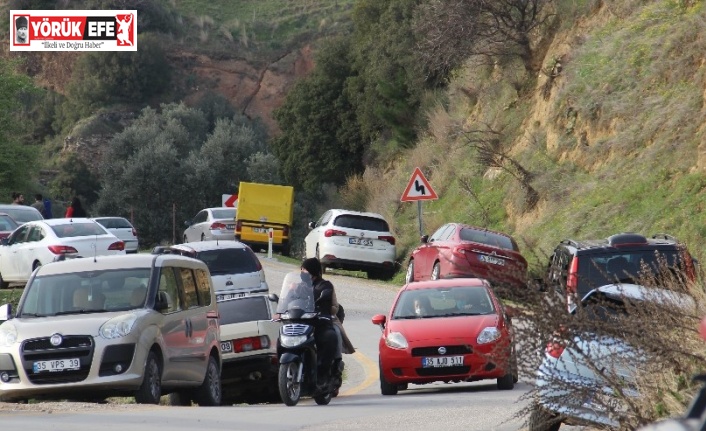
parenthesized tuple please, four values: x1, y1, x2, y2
(401, 167, 438, 202)
(222, 194, 238, 207)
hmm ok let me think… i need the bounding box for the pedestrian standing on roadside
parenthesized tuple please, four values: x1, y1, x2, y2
(65, 197, 87, 218)
(31, 194, 48, 218)
(11, 192, 24, 205)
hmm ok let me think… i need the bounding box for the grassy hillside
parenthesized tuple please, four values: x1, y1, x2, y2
(347, 0, 706, 273)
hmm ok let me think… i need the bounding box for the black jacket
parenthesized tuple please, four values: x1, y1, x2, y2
(313, 277, 334, 318)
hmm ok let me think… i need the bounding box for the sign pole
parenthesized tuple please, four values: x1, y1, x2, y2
(417, 201, 423, 236)
(401, 167, 439, 236)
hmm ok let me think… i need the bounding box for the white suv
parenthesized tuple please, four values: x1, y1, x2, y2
(304, 209, 397, 280)
(0, 254, 222, 405)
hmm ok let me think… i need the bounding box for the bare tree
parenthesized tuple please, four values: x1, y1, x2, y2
(415, 0, 555, 75)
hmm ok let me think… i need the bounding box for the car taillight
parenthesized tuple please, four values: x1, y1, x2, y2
(131, 228, 137, 237)
(378, 235, 395, 245)
(211, 222, 227, 230)
(325, 229, 347, 237)
(48, 245, 78, 254)
(452, 247, 468, 258)
(566, 256, 579, 310)
(232, 335, 270, 353)
(235, 220, 242, 233)
(108, 241, 125, 251)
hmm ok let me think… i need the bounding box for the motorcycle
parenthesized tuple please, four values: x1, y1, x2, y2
(272, 271, 344, 406)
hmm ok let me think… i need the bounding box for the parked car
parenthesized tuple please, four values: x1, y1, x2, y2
(218, 293, 281, 404)
(304, 209, 397, 280)
(545, 232, 697, 311)
(530, 284, 694, 431)
(0, 218, 126, 289)
(183, 207, 237, 243)
(0, 253, 222, 404)
(92, 217, 139, 253)
(371, 278, 517, 395)
(404, 223, 528, 290)
(163, 240, 268, 300)
(0, 213, 19, 240)
(0, 204, 43, 225)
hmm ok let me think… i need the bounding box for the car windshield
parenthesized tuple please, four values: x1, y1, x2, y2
(211, 208, 236, 219)
(276, 271, 315, 314)
(2, 207, 42, 224)
(51, 222, 107, 238)
(460, 228, 517, 251)
(19, 268, 152, 316)
(218, 296, 271, 325)
(196, 248, 259, 275)
(333, 215, 389, 232)
(0, 215, 18, 231)
(392, 286, 495, 319)
(577, 250, 684, 289)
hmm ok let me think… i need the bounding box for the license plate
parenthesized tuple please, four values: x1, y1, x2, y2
(479, 254, 505, 266)
(217, 292, 247, 301)
(220, 341, 233, 353)
(226, 224, 235, 230)
(33, 358, 80, 373)
(253, 227, 268, 233)
(422, 355, 464, 368)
(349, 237, 373, 246)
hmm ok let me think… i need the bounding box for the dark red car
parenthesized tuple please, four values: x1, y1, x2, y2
(0, 213, 19, 240)
(371, 278, 516, 395)
(404, 223, 528, 290)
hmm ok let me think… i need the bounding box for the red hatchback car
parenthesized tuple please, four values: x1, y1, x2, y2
(371, 278, 516, 395)
(404, 223, 528, 290)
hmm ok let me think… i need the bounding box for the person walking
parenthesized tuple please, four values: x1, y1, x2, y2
(65, 197, 87, 218)
(31, 194, 48, 218)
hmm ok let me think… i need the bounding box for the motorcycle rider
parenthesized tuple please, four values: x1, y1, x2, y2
(301, 258, 341, 389)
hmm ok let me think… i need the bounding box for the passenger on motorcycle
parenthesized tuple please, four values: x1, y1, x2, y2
(301, 258, 341, 387)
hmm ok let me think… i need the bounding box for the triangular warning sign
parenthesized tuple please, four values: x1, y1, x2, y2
(401, 167, 439, 202)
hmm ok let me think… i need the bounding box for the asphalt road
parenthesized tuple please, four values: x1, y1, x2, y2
(0, 256, 591, 431)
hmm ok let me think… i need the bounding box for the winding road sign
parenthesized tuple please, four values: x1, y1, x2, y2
(401, 167, 438, 202)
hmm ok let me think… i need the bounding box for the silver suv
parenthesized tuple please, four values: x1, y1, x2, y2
(0, 254, 222, 405)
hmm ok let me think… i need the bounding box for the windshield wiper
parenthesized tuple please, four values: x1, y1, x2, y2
(19, 313, 48, 318)
(53, 309, 100, 316)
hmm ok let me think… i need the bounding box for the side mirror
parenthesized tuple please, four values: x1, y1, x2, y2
(371, 314, 386, 329)
(155, 291, 169, 312)
(420, 235, 429, 243)
(268, 293, 279, 303)
(0, 303, 13, 322)
(308, 221, 316, 230)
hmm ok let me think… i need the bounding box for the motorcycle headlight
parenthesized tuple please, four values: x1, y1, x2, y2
(100, 314, 138, 339)
(280, 334, 307, 347)
(0, 323, 18, 347)
(477, 327, 501, 344)
(385, 331, 408, 350)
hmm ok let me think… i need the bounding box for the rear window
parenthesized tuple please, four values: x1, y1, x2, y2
(460, 228, 517, 251)
(212, 209, 236, 219)
(334, 215, 389, 232)
(2, 207, 42, 224)
(52, 222, 107, 238)
(577, 250, 683, 293)
(96, 218, 132, 229)
(195, 248, 260, 275)
(0, 215, 18, 231)
(218, 296, 271, 325)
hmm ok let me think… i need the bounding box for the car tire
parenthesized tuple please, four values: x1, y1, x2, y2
(379, 362, 398, 396)
(195, 355, 221, 406)
(528, 403, 562, 431)
(167, 391, 192, 406)
(0, 272, 8, 289)
(32, 261, 41, 271)
(405, 260, 414, 284)
(183, 235, 188, 244)
(431, 262, 441, 280)
(497, 372, 514, 390)
(135, 351, 161, 404)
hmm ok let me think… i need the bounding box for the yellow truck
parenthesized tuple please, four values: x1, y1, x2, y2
(234, 182, 295, 256)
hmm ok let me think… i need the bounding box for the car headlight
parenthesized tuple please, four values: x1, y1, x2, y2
(385, 331, 408, 350)
(100, 314, 138, 339)
(280, 334, 307, 347)
(0, 323, 18, 347)
(477, 327, 501, 344)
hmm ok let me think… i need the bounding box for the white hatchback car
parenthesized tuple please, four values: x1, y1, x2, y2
(165, 241, 268, 300)
(92, 217, 139, 253)
(183, 207, 237, 243)
(304, 209, 397, 280)
(0, 218, 126, 288)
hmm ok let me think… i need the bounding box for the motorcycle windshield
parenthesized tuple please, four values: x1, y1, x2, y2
(277, 271, 316, 314)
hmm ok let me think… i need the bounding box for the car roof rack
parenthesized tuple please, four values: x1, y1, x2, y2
(652, 233, 677, 242)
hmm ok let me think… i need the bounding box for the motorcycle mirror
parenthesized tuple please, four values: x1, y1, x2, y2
(268, 293, 279, 303)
